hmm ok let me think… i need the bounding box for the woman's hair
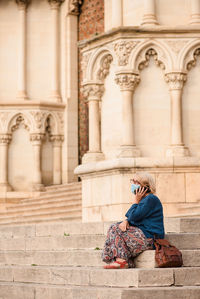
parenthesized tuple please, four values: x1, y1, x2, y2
(132, 172, 156, 194)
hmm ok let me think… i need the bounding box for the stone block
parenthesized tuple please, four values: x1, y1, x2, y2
(156, 173, 185, 203)
(185, 173, 200, 203)
(174, 267, 200, 286)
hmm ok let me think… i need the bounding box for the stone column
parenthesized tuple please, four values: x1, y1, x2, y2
(190, 0, 200, 24)
(50, 135, 64, 185)
(165, 72, 189, 157)
(30, 133, 45, 191)
(48, 0, 64, 102)
(141, 0, 159, 26)
(115, 72, 140, 157)
(16, 0, 29, 100)
(82, 83, 104, 163)
(0, 134, 12, 192)
(112, 0, 123, 28)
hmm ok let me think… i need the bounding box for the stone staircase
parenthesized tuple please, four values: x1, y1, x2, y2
(0, 217, 199, 298)
(0, 182, 82, 225)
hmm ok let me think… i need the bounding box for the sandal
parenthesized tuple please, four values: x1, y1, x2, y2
(103, 260, 128, 269)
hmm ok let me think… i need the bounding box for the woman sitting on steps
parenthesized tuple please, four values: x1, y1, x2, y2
(102, 172, 165, 269)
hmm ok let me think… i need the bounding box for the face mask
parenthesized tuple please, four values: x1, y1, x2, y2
(131, 183, 140, 194)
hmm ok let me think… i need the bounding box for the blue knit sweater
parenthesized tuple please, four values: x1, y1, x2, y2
(125, 193, 165, 239)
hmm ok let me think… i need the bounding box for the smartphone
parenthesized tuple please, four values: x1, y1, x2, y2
(134, 186, 150, 195)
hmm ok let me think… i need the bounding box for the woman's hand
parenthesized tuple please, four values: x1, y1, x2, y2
(119, 220, 129, 232)
(134, 186, 147, 204)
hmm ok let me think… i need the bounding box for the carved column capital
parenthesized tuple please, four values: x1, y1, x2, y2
(165, 72, 187, 90)
(30, 133, 45, 144)
(68, 0, 83, 15)
(48, 0, 64, 9)
(82, 83, 104, 101)
(0, 134, 12, 145)
(16, 0, 30, 10)
(115, 72, 140, 91)
(50, 134, 64, 146)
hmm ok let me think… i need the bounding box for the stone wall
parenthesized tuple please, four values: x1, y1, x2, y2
(78, 0, 104, 161)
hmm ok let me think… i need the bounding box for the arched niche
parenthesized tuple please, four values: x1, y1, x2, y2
(8, 116, 34, 191)
(133, 50, 170, 157)
(41, 115, 53, 186)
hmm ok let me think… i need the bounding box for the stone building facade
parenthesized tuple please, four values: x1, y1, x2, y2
(1, 0, 200, 221)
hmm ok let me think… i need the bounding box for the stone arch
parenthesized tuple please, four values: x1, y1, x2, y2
(7, 112, 34, 135)
(42, 112, 60, 135)
(130, 40, 173, 73)
(85, 47, 113, 83)
(178, 39, 200, 72)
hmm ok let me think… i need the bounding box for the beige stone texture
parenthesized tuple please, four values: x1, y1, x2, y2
(185, 173, 200, 202)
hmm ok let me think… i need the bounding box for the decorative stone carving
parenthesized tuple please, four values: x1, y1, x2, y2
(186, 48, 200, 70)
(30, 133, 45, 142)
(68, 0, 83, 15)
(15, 0, 30, 9)
(50, 134, 64, 145)
(166, 40, 189, 55)
(0, 112, 10, 129)
(114, 41, 138, 66)
(81, 53, 91, 79)
(82, 83, 104, 100)
(138, 48, 165, 70)
(30, 111, 47, 129)
(0, 134, 12, 145)
(115, 73, 140, 91)
(11, 115, 30, 132)
(165, 72, 187, 90)
(56, 112, 64, 130)
(48, 0, 64, 9)
(97, 54, 113, 81)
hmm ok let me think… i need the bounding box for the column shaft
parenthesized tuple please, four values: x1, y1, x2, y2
(50, 135, 63, 185)
(88, 100, 101, 152)
(0, 135, 12, 192)
(121, 90, 135, 145)
(190, 0, 200, 24)
(170, 89, 183, 145)
(112, 0, 122, 28)
(141, 0, 158, 25)
(30, 134, 44, 191)
(16, 1, 28, 100)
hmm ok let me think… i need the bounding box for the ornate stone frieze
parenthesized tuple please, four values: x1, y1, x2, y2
(30, 111, 47, 129)
(68, 0, 83, 15)
(50, 134, 64, 145)
(81, 53, 91, 79)
(97, 54, 113, 81)
(165, 72, 187, 90)
(82, 83, 104, 100)
(0, 134, 12, 145)
(186, 48, 200, 70)
(114, 41, 138, 66)
(30, 133, 45, 142)
(115, 73, 140, 91)
(11, 115, 30, 132)
(48, 0, 64, 9)
(166, 40, 189, 55)
(138, 48, 165, 70)
(15, 0, 30, 9)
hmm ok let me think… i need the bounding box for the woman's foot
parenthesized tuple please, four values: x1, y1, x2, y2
(103, 259, 128, 269)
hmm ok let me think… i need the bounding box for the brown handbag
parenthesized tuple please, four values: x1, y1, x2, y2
(154, 238, 183, 268)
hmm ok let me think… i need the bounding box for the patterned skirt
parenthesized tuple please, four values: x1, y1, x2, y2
(102, 222, 154, 268)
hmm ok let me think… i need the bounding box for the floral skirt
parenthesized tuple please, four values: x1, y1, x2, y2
(102, 222, 154, 268)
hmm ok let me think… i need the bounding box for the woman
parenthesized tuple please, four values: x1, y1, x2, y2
(102, 172, 165, 269)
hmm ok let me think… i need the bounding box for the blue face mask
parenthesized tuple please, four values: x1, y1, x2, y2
(131, 183, 140, 194)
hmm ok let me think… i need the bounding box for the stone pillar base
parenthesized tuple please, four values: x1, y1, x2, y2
(166, 146, 189, 157)
(117, 146, 140, 158)
(32, 183, 45, 192)
(16, 90, 28, 100)
(82, 152, 105, 164)
(0, 183, 12, 192)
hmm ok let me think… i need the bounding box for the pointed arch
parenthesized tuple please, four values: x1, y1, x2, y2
(178, 39, 200, 72)
(7, 112, 34, 134)
(130, 39, 173, 73)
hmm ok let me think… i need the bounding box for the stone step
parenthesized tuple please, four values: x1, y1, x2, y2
(0, 217, 199, 236)
(0, 265, 199, 288)
(0, 204, 81, 219)
(2, 200, 81, 215)
(0, 249, 199, 268)
(0, 233, 199, 251)
(0, 211, 82, 226)
(44, 182, 81, 192)
(0, 282, 200, 299)
(21, 190, 82, 204)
